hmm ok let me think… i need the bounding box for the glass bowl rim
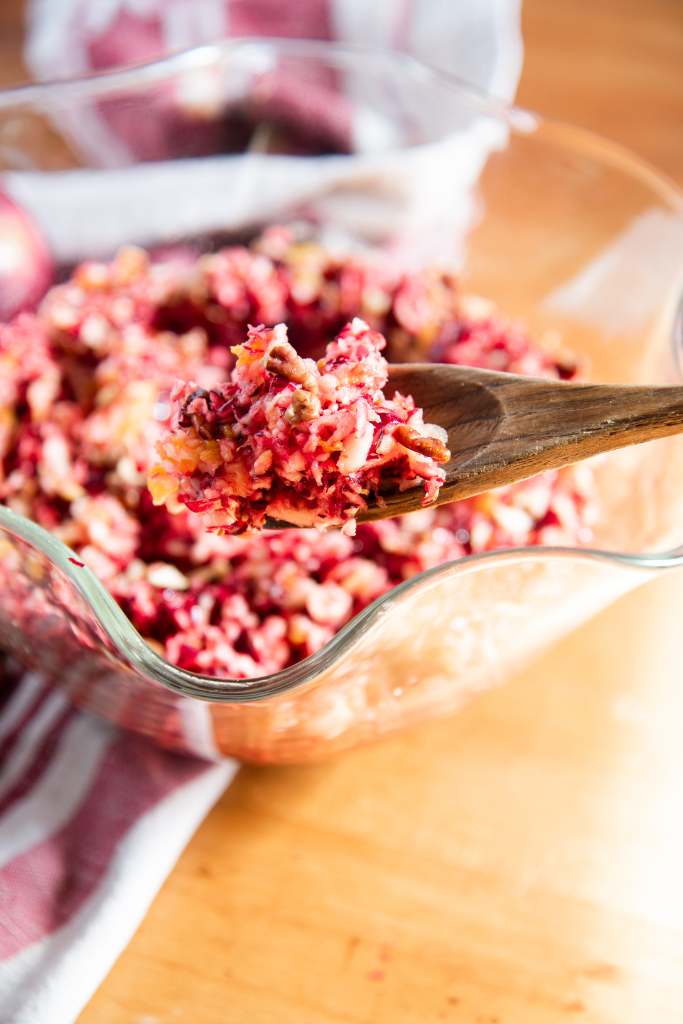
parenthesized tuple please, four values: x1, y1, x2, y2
(1, 38, 682, 703)
(0, 35, 680, 201)
(2, 504, 683, 704)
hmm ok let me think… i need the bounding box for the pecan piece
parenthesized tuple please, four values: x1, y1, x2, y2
(394, 424, 450, 463)
(178, 387, 214, 439)
(265, 342, 312, 386)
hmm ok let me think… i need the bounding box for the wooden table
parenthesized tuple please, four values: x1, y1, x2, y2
(2, 2, 682, 1021)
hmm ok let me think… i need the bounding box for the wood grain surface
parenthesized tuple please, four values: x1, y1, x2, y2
(1, 1, 681, 1021)
(360, 368, 683, 521)
(84, 571, 683, 1023)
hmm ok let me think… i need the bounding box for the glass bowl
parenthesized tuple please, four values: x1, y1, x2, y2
(0, 40, 682, 763)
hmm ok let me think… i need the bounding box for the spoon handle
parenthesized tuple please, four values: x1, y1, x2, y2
(489, 377, 683, 472)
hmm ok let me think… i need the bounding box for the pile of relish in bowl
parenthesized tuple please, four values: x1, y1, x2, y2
(0, 227, 597, 678)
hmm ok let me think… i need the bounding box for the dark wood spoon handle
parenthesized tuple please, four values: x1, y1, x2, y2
(482, 375, 683, 472)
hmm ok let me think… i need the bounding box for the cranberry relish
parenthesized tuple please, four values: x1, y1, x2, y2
(0, 230, 597, 679)
(150, 318, 450, 535)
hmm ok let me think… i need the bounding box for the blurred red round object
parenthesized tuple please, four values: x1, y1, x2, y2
(0, 192, 52, 322)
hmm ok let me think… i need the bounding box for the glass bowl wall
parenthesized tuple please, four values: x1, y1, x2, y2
(0, 40, 681, 762)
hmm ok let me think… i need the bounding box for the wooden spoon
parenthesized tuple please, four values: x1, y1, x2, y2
(351, 363, 683, 523)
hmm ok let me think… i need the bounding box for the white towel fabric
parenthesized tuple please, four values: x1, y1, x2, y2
(0, 3, 523, 1022)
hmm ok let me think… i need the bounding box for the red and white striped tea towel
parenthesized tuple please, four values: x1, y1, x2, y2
(0, 4, 523, 1023)
(0, 666, 236, 1024)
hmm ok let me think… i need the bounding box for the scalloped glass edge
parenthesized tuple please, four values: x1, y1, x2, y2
(1, 35, 681, 204)
(0, 38, 682, 704)
(3, 503, 683, 704)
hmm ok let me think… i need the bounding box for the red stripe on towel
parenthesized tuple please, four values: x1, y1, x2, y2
(0, 732, 205, 959)
(228, 0, 333, 40)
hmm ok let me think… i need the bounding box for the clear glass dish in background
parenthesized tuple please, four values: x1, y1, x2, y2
(0, 39, 682, 763)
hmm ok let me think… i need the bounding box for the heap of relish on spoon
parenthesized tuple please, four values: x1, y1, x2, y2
(150, 299, 683, 537)
(149, 317, 450, 535)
